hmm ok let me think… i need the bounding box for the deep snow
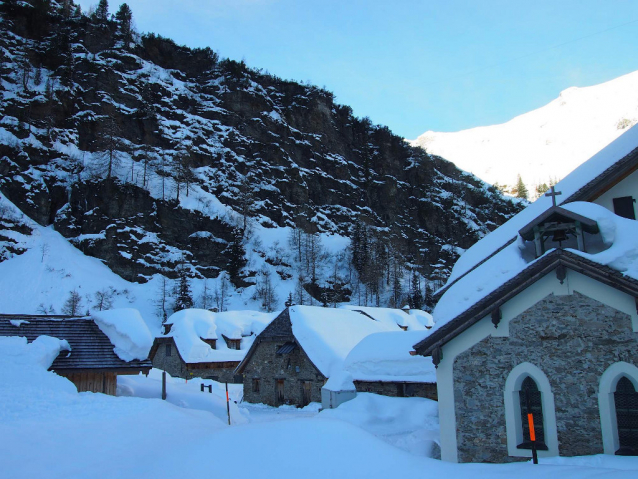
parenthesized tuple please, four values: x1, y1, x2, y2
(1, 338, 637, 478)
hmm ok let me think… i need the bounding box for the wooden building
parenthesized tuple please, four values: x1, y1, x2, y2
(0, 314, 152, 395)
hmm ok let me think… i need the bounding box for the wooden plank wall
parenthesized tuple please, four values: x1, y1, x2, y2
(62, 372, 117, 395)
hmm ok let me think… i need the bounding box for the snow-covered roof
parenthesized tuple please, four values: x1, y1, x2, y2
(438, 124, 638, 298)
(289, 305, 401, 377)
(339, 305, 432, 330)
(422, 202, 638, 354)
(161, 309, 277, 363)
(343, 331, 436, 383)
(420, 127, 638, 354)
(92, 309, 153, 362)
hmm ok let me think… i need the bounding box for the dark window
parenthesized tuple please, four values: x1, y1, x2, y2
(517, 376, 548, 450)
(165, 344, 172, 356)
(613, 196, 636, 220)
(615, 376, 638, 456)
(252, 378, 260, 393)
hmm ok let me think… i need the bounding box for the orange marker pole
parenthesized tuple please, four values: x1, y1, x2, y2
(526, 390, 539, 465)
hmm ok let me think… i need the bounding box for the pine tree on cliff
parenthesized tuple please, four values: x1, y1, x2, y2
(95, 0, 109, 22)
(228, 227, 246, 286)
(174, 266, 193, 311)
(115, 3, 133, 43)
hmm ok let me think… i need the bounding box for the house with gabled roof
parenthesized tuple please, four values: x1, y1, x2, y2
(235, 305, 403, 407)
(0, 314, 152, 395)
(343, 330, 437, 400)
(150, 309, 276, 383)
(414, 125, 638, 463)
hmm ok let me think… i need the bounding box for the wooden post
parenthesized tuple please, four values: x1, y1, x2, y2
(225, 382, 231, 426)
(162, 370, 167, 400)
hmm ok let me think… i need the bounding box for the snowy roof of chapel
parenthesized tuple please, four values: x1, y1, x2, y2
(343, 330, 436, 383)
(289, 305, 403, 377)
(154, 309, 277, 364)
(417, 126, 638, 355)
(437, 124, 638, 300)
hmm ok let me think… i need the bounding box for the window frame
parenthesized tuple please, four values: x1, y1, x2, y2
(599, 362, 638, 455)
(504, 362, 559, 458)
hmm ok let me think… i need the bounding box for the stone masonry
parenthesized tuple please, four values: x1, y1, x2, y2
(354, 381, 438, 400)
(151, 338, 240, 383)
(453, 291, 638, 463)
(239, 309, 326, 407)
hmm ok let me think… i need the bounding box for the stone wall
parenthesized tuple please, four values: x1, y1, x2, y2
(354, 381, 438, 401)
(242, 339, 325, 407)
(151, 339, 240, 383)
(453, 292, 638, 463)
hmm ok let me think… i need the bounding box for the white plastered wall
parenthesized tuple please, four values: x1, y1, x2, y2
(436, 266, 638, 463)
(592, 169, 638, 216)
(598, 362, 638, 455)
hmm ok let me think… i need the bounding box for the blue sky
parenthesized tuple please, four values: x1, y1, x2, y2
(77, 0, 638, 138)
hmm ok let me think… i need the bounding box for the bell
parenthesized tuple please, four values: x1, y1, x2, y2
(551, 229, 568, 243)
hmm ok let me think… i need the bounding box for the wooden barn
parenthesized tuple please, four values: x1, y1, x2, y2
(0, 314, 152, 395)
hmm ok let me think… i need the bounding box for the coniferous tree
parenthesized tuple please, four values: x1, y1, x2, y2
(410, 271, 423, 310)
(174, 266, 193, 311)
(228, 227, 246, 286)
(95, 0, 109, 22)
(515, 174, 528, 200)
(115, 3, 133, 43)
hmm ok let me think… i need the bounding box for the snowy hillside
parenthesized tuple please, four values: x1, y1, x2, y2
(0, 1, 521, 315)
(410, 70, 638, 196)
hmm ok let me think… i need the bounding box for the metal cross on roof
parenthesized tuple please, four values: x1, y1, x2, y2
(545, 185, 562, 207)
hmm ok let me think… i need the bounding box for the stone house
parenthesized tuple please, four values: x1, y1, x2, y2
(0, 314, 152, 395)
(344, 331, 438, 401)
(415, 129, 638, 463)
(150, 309, 276, 383)
(236, 305, 402, 407)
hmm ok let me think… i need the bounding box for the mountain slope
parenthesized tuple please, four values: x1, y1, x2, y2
(410, 70, 638, 195)
(0, 1, 520, 314)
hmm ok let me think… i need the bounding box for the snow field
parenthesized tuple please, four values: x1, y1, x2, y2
(1, 339, 637, 478)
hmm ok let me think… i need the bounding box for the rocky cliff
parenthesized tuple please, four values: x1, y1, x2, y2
(0, 1, 521, 304)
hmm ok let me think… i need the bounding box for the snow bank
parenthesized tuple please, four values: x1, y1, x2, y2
(319, 393, 440, 457)
(290, 305, 400, 377)
(118, 369, 248, 425)
(93, 309, 153, 361)
(434, 201, 638, 328)
(340, 305, 429, 330)
(165, 308, 277, 363)
(0, 336, 77, 412)
(323, 370, 355, 391)
(343, 331, 436, 382)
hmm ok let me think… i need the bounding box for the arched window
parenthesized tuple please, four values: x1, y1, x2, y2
(518, 376, 548, 450)
(614, 376, 638, 456)
(504, 363, 559, 458)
